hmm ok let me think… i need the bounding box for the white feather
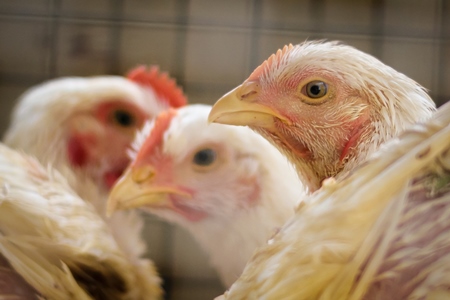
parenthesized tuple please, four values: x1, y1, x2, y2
(133, 104, 305, 286)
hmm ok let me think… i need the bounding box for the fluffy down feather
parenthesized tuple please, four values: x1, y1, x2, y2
(0, 143, 162, 299)
(217, 101, 450, 299)
(107, 104, 305, 286)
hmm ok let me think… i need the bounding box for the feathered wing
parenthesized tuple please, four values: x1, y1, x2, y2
(221, 102, 450, 300)
(0, 144, 162, 300)
(0, 254, 38, 299)
(67, 171, 152, 275)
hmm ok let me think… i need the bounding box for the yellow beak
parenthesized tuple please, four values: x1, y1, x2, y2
(208, 83, 291, 127)
(106, 166, 192, 217)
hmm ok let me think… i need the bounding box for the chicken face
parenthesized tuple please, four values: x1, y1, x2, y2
(67, 99, 149, 189)
(4, 66, 187, 192)
(107, 104, 303, 286)
(107, 105, 271, 224)
(209, 41, 435, 190)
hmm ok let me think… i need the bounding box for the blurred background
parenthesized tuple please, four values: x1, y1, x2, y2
(0, 0, 448, 299)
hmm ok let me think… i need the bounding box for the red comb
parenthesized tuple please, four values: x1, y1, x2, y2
(127, 65, 187, 108)
(248, 44, 294, 82)
(134, 108, 178, 165)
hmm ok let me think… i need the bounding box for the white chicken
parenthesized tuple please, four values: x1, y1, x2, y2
(0, 143, 162, 299)
(209, 41, 436, 192)
(2, 66, 187, 296)
(208, 40, 443, 299)
(4, 65, 186, 194)
(214, 101, 450, 299)
(106, 104, 305, 287)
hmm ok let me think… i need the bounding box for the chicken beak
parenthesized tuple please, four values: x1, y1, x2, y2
(106, 166, 192, 216)
(208, 82, 291, 127)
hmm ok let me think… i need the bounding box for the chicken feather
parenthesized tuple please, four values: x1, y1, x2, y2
(1, 68, 184, 299)
(209, 40, 435, 192)
(0, 144, 162, 299)
(108, 104, 305, 287)
(219, 102, 450, 299)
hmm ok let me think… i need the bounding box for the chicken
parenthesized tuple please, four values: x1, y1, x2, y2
(2, 66, 186, 295)
(4, 65, 187, 193)
(106, 104, 305, 287)
(209, 41, 436, 192)
(213, 101, 450, 299)
(0, 143, 162, 299)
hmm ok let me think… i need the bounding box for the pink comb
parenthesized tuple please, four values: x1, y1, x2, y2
(134, 108, 178, 166)
(127, 65, 187, 108)
(248, 44, 294, 82)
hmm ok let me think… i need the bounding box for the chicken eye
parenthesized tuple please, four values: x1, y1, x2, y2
(303, 81, 328, 99)
(193, 149, 216, 166)
(112, 110, 135, 127)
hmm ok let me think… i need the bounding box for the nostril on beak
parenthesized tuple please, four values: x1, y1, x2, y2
(132, 165, 156, 183)
(237, 81, 260, 101)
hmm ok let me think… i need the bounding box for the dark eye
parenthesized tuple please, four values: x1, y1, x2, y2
(304, 81, 328, 98)
(193, 149, 216, 166)
(112, 110, 135, 127)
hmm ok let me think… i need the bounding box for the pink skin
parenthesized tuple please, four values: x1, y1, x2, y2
(0, 255, 37, 299)
(134, 145, 261, 223)
(130, 108, 263, 222)
(358, 180, 450, 299)
(129, 109, 208, 222)
(135, 147, 209, 222)
(338, 116, 370, 163)
(168, 195, 207, 222)
(244, 69, 371, 190)
(140, 158, 261, 223)
(67, 100, 148, 189)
